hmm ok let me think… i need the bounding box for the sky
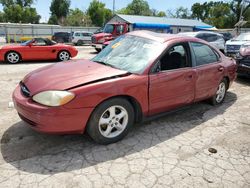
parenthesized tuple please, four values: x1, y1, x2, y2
(0, 0, 218, 22)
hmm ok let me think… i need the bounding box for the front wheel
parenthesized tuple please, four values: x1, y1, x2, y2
(5, 51, 21, 64)
(58, 51, 70, 61)
(87, 98, 134, 145)
(210, 79, 227, 105)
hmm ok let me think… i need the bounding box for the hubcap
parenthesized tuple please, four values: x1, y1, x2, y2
(7, 52, 19, 63)
(59, 51, 69, 61)
(98, 105, 128, 138)
(216, 82, 226, 103)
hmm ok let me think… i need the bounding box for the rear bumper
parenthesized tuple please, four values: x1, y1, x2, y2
(13, 85, 94, 134)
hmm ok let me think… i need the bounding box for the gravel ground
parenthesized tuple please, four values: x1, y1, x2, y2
(0, 46, 249, 188)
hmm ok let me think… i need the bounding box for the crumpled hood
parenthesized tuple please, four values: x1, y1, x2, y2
(22, 59, 128, 95)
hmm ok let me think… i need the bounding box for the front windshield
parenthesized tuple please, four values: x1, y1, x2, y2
(21, 39, 32, 46)
(103, 24, 114, 33)
(92, 35, 163, 74)
(234, 33, 250, 41)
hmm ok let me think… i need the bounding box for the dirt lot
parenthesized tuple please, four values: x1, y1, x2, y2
(0, 46, 250, 188)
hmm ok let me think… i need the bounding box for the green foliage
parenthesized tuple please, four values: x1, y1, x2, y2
(168, 6, 192, 18)
(124, 0, 152, 16)
(191, 1, 250, 28)
(87, 0, 112, 27)
(0, 0, 33, 7)
(157, 11, 166, 17)
(49, 0, 70, 25)
(64, 8, 92, 26)
(0, 0, 40, 23)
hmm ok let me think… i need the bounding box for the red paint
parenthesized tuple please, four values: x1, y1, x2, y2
(0, 43, 78, 62)
(13, 31, 237, 134)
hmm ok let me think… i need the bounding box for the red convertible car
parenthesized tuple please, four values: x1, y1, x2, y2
(1, 38, 78, 64)
(13, 31, 237, 144)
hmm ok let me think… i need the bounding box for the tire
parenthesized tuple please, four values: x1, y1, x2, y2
(5, 51, 21, 64)
(95, 48, 101, 53)
(87, 98, 134, 145)
(77, 40, 84, 46)
(210, 78, 228, 105)
(57, 51, 70, 61)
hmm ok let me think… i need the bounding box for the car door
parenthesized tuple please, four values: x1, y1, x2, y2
(27, 38, 55, 60)
(149, 43, 196, 115)
(190, 42, 224, 102)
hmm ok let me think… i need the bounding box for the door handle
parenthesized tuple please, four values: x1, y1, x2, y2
(218, 67, 224, 72)
(185, 74, 193, 80)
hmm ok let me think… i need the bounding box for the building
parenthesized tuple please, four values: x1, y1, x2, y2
(108, 14, 216, 34)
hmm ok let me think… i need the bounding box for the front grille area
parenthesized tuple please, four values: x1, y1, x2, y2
(226, 45, 241, 52)
(91, 36, 96, 43)
(20, 82, 30, 97)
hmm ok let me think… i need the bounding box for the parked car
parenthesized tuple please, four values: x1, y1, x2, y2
(225, 32, 250, 57)
(1, 38, 78, 64)
(13, 31, 237, 144)
(179, 31, 225, 53)
(52, 32, 71, 43)
(71, 31, 93, 45)
(235, 42, 250, 76)
(219, 32, 233, 41)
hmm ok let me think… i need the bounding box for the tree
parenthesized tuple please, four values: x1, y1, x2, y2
(191, 1, 250, 28)
(151, 9, 166, 17)
(65, 8, 92, 26)
(87, 0, 112, 27)
(0, 0, 40, 23)
(157, 11, 166, 17)
(125, 0, 152, 16)
(49, 0, 70, 25)
(0, 0, 33, 7)
(168, 7, 192, 18)
(230, 0, 250, 22)
(207, 2, 231, 28)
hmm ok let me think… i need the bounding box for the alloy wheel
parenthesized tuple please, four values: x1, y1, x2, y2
(98, 105, 128, 138)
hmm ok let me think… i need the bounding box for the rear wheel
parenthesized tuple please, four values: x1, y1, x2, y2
(5, 51, 21, 64)
(77, 40, 84, 46)
(210, 78, 228, 105)
(58, 51, 70, 61)
(87, 98, 134, 145)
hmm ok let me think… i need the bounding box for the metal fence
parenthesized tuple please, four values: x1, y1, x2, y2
(0, 23, 100, 43)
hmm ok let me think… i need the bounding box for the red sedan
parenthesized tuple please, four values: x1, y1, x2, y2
(1, 38, 78, 64)
(13, 31, 237, 144)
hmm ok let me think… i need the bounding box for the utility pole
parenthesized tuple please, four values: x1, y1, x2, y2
(113, 0, 115, 14)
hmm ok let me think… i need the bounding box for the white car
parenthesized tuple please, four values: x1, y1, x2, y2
(179, 31, 225, 53)
(71, 31, 93, 46)
(225, 32, 250, 57)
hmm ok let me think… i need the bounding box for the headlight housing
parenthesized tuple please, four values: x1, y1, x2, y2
(32, 90, 75, 107)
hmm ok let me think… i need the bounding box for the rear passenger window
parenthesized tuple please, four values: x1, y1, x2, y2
(75, 33, 81, 37)
(191, 42, 218, 66)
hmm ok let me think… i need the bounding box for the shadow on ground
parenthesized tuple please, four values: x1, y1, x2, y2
(1, 92, 237, 175)
(236, 76, 250, 86)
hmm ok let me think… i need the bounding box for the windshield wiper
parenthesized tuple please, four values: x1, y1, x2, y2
(93, 60, 117, 69)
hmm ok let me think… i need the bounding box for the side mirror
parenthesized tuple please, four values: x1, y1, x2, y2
(28, 42, 33, 47)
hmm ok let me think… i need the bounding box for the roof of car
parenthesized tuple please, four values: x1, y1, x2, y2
(180, 31, 223, 36)
(127, 30, 200, 43)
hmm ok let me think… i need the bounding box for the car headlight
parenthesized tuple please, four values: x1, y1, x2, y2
(32, 90, 75, 107)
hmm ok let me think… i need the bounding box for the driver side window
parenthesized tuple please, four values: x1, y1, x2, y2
(33, 38, 46, 46)
(158, 43, 190, 71)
